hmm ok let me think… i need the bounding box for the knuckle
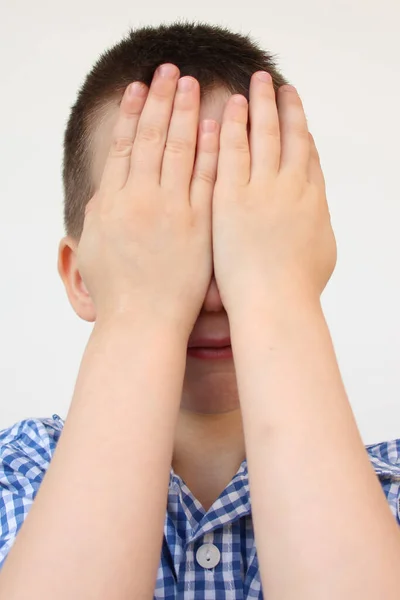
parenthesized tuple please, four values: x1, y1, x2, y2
(231, 138, 249, 153)
(165, 136, 193, 155)
(200, 144, 218, 157)
(279, 168, 304, 190)
(222, 127, 249, 153)
(287, 119, 309, 139)
(308, 180, 322, 199)
(109, 136, 134, 157)
(291, 166, 306, 183)
(192, 167, 215, 185)
(137, 124, 164, 145)
(259, 123, 280, 141)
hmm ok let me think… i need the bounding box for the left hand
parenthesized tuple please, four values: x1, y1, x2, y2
(212, 72, 337, 316)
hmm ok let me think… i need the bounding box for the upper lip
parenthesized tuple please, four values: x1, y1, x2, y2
(187, 337, 231, 348)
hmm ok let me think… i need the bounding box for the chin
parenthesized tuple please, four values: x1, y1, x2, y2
(181, 370, 239, 414)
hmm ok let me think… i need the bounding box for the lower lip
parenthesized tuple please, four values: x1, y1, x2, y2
(187, 346, 233, 360)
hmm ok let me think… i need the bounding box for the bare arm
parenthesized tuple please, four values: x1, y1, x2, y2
(231, 299, 400, 599)
(0, 318, 186, 599)
(212, 71, 400, 598)
(0, 64, 219, 599)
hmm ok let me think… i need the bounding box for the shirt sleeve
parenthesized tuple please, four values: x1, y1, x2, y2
(366, 437, 400, 525)
(0, 415, 64, 569)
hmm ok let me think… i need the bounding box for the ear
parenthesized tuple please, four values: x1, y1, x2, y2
(57, 236, 96, 322)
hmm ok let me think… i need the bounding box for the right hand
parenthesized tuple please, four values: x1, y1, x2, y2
(77, 64, 220, 339)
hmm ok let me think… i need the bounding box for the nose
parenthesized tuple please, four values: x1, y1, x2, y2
(202, 275, 224, 313)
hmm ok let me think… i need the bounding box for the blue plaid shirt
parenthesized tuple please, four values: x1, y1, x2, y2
(1, 414, 399, 598)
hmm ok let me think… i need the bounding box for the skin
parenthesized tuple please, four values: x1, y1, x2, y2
(63, 83, 246, 511)
(59, 65, 400, 597)
(0, 64, 399, 599)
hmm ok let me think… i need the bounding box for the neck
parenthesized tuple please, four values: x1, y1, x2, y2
(172, 408, 246, 511)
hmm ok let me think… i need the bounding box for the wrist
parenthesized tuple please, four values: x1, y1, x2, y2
(229, 289, 324, 336)
(93, 309, 190, 349)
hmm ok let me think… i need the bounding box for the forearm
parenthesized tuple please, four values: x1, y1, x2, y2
(0, 316, 185, 599)
(231, 298, 400, 599)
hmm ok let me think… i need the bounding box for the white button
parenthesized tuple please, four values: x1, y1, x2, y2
(196, 543, 221, 569)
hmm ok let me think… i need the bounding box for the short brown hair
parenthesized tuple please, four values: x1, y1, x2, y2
(62, 21, 289, 240)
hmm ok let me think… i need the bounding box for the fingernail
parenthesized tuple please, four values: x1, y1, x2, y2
(280, 84, 297, 92)
(232, 95, 247, 106)
(178, 77, 195, 92)
(128, 82, 147, 97)
(256, 71, 272, 83)
(201, 119, 217, 133)
(157, 63, 178, 78)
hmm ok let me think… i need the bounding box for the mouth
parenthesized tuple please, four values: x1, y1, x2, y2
(186, 337, 233, 360)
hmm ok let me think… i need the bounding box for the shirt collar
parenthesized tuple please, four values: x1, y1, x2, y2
(168, 458, 251, 543)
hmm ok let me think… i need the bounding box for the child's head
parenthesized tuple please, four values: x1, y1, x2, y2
(58, 21, 288, 414)
(62, 21, 288, 240)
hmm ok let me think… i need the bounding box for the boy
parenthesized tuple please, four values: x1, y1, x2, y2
(0, 21, 399, 599)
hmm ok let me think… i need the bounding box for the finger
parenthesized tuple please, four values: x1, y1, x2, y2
(249, 71, 280, 183)
(307, 132, 326, 190)
(100, 81, 148, 196)
(128, 63, 180, 184)
(277, 85, 310, 181)
(217, 95, 250, 187)
(160, 76, 200, 194)
(190, 119, 220, 215)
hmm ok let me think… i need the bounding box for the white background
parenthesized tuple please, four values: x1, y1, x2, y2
(0, 0, 399, 442)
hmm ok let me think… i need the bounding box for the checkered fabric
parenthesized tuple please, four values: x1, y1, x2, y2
(1, 415, 399, 598)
